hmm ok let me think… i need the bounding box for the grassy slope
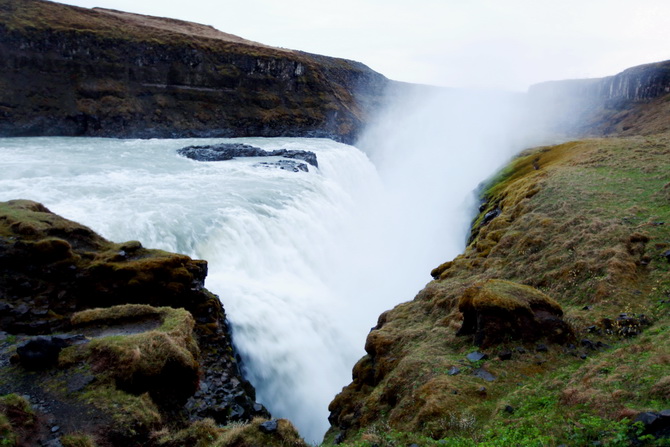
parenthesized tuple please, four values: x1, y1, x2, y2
(326, 133, 670, 446)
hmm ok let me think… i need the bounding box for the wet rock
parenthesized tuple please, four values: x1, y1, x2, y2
(255, 159, 310, 172)
(177, 144, 319, 168)
(259, 419, 279, 434)
(16, 336, 68, 370)
(448, 366, 461, 376)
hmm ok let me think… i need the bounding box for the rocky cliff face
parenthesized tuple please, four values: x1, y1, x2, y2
(0, 200, 272, 445)
(528, 60, 670, 136)
(0, 0, 389, 143)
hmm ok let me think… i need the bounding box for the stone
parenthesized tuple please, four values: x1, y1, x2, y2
(482, 208, 502, 225)
(504, 405, 515, 414)
(255, 159, 310, 172)
(334, 431, 346, 444)
(177, 144, 319, 168)
(16, 337, 69, 370)
(536, 344, 548, 352)
(581, 339, 596, 350)
(66, 373, 96, 393)
(498, 350, 513, 360)
(448, 366, 461, 376)
(259, 419, 279, 434)
(472, 368, 496, 382)
(466, 351, 488, 362)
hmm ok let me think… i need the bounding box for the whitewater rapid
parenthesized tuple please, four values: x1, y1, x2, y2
(0, 136, 426, 442)
(0, 88, 529, 444)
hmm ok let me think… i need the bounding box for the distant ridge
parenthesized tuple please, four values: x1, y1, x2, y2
(0, 0, 390, 142)
(528, 59, 670, 136)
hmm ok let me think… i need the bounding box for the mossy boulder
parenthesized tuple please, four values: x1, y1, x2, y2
(456, 279, 574, 347)
(69, 305, 200, 405)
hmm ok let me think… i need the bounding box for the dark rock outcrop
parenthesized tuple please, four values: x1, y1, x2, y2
(456, 279, 574, 347)
(178, 143, 318, 168)
(0, 199, 267, 442)
(15, 336, 68, 370)
(0, 0, 391, 143)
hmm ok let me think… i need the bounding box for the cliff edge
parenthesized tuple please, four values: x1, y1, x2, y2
(528, 60, 670, 137)
(0, 0, 390, 143)
(0, 200, 310, 446)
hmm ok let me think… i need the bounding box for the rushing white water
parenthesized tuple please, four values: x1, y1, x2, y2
(0, 136, 392, 443)
(0, 88, 534, 443)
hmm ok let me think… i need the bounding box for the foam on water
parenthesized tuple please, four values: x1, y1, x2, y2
(0, 89, 531, 442)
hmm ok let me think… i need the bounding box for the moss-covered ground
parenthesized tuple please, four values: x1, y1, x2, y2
(326, 133, 670, 446)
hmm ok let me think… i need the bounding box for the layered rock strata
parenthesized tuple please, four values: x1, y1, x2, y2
(0, 0, 390, 143)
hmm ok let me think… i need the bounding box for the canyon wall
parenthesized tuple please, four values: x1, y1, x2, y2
(0, 0, 390, 143)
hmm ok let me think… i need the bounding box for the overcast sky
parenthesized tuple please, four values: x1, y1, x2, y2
(53, 0, 670, 91)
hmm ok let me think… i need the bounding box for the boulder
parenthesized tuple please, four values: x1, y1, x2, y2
(466, 351, 488, 362)
(16, 337, 68, 370)
(457, 279, 574, 347)
(259, 419, 279, 434)
(635, 410, 670, 439)
(177, 143, 318, 168)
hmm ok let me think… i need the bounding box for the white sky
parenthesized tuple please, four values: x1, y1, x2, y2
(53, 0, 670, 91)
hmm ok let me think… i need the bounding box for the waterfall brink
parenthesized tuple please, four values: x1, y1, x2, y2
(0, 136, 387, 443)
(0, 91, 533, 443)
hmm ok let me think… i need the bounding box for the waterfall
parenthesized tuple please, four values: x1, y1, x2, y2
(0, 89, 530, 443)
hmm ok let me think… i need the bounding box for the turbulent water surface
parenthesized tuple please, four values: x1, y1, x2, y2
(0, 90, 530, 443)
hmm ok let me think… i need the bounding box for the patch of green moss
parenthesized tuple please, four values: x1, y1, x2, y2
(460, 279, 562, 314)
